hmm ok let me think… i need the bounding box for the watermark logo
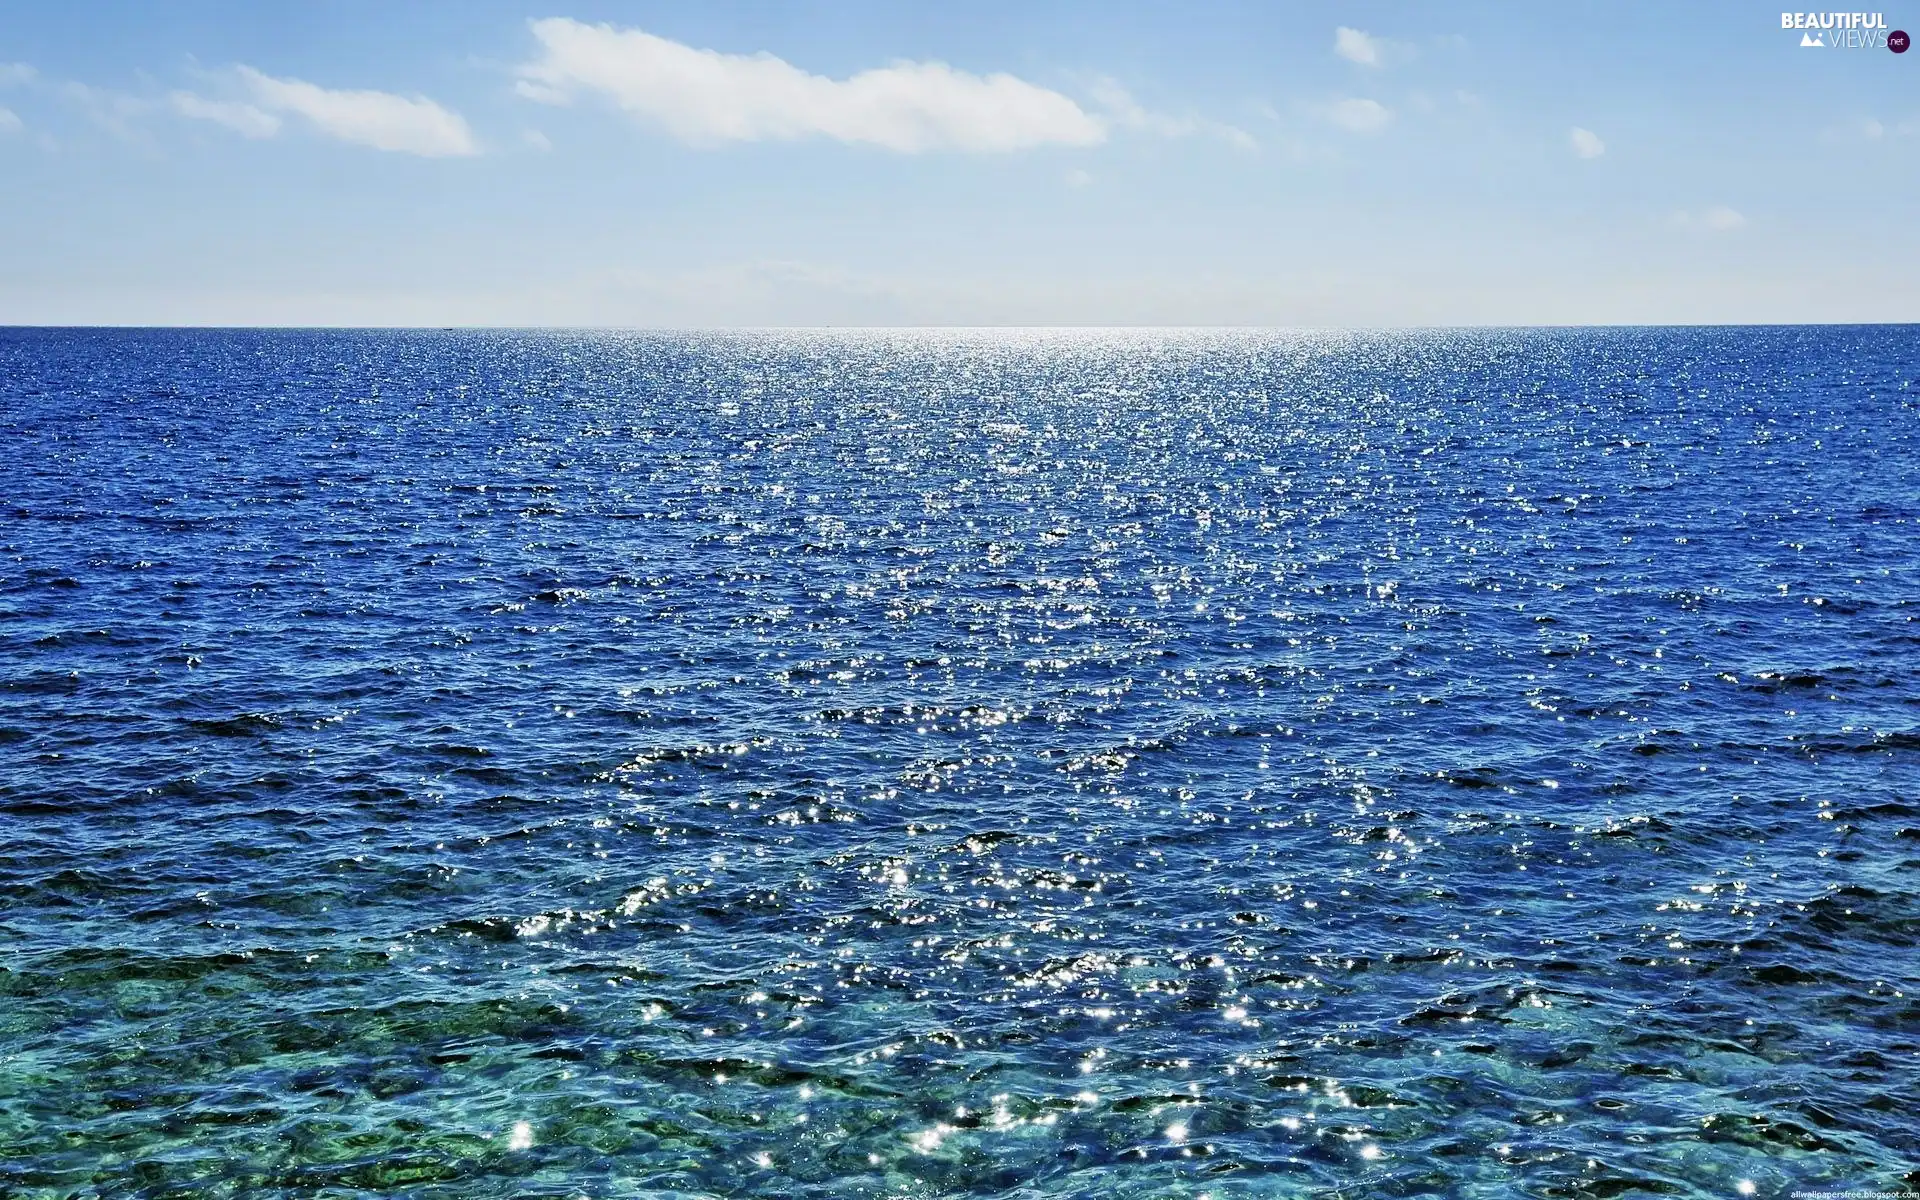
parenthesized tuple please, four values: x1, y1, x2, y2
(1781, 11, 1903, 48)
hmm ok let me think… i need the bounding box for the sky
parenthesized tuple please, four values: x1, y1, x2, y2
(0, 1, 1916, 326)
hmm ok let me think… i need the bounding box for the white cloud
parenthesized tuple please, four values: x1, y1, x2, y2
(1065, 167, 1093, 188)
(1673, 206, 1747, 232)
(0, 107, 19, 135)
(1818, 116, 1914, 143)
(515, 17, 1105, 153)
(1321, 97, 1392, 134)
(171, 91, 280, 138)
(1842, 116, 1920, 140)
(1335, 28, 1421, 68)
(228, 66, 477, 156)
(1334, 27, 1382, 66)
(1086, 77, 1254, 148)
(59, 82, 151, 143)
(0, 63, 34, 88)
(1570, 126, 1605, 158)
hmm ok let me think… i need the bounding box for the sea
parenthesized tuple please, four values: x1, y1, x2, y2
(2, 326, 1916, 1199)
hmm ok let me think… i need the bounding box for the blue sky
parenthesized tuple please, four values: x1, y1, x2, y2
(0, 1, 1915, 325)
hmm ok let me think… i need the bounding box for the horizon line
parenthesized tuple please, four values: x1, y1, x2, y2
(4, 321, 1918, 333)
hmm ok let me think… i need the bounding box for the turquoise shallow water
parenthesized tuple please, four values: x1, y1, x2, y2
(2, 326, 1918, 1198)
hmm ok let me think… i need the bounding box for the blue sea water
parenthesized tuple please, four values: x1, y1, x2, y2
(2, 326, 1918, 1199)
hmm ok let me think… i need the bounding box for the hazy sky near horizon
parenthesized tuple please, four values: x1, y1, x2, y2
(1, 1, 1916, 326)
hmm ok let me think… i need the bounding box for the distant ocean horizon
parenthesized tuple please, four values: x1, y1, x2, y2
(6, 322, 1920, 330)
(4, 325, 1916, 1197)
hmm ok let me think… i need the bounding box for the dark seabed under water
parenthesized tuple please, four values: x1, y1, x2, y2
(2, 326, 1918, 1199)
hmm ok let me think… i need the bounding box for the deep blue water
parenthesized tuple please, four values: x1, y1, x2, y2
(3, 327, 1918, 1199)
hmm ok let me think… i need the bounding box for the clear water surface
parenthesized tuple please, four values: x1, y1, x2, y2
(2, 327, 1917, 1199)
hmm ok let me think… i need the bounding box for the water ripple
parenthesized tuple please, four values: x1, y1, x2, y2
(2, 327, 1917, 1197)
